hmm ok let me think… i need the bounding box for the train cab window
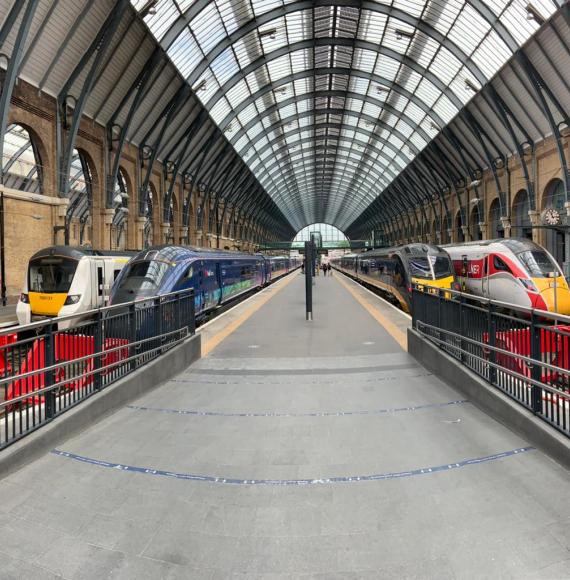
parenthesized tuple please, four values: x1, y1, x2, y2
(493, 256, 512, 273)
(517, 250, 559, 278)
(29, 257, 77, 293)
(409, 258, 431, 279)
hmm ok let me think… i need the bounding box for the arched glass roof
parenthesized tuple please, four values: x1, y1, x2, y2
(131, 0, 558, 232)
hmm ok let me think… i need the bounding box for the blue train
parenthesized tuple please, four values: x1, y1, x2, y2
(109, 246, 299, 318)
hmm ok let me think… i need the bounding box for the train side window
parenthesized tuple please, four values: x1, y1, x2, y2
(97, 267, 104, 296)
(493, 256, 511, 273)
(483, 258, 488, 276)
(113, 269, 121, 281)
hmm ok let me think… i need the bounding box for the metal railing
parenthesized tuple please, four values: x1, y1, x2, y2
(0, 290, 195, 449)
(412, 286, 570, 437)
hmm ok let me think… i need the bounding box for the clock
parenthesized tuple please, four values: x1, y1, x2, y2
(543, 207, 561, 226)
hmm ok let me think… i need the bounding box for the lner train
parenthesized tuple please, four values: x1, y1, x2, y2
(109, 246, 298, 317)
(332, 244, 456, 313)
(17, 246, 133, 328)
(444, 238, 570, 314)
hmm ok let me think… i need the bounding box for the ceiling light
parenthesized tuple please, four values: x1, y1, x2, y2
(464, 79, 478, 92)
(526, 3, 546, 25)
(259, 28, 277, 39)
(394, 28, 414, 40)
(430, 121, 440, 131)
(193, 80, 207, 92)
(225, 123, 233, 133)
(376, 85, 389, 94)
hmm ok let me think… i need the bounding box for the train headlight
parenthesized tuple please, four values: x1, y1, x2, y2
(64, 294, 81, 305)
(519, 278, 538, 293)
(20, 293, 29, 304)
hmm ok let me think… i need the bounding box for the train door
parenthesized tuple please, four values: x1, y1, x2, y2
(90, 260, 104, 309)
(481, 256, 489, 297)
(196, 260, 205, 314)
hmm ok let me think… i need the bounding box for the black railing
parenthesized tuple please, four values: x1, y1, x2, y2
(412, 287, 570, 437)
(0, 290, 195, 449)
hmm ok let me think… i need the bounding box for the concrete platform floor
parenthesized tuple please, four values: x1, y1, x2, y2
(0, 272, 570, 579)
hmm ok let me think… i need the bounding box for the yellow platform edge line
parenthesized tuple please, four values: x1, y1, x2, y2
(334, 273, 408, 351)
(202, 272, 298, 356)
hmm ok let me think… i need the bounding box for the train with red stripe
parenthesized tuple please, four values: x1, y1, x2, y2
(444, 238, 570, 314)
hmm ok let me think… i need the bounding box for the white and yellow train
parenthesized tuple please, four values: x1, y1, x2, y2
(17, 246, 133, 329)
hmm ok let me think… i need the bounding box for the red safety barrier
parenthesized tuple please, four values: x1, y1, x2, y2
(0, 333, 18, 376)
(483, 325, 570, 384)
(6, 334, 129, 405)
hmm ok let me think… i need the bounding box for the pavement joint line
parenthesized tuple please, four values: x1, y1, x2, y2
(168, 371, 433, 386)
(335, 273, 408, 350)
(201, 272, 297, 356)
(50, 446, 535, 486)
(184, 363, 420, 375)
(126, 399, 469, 417)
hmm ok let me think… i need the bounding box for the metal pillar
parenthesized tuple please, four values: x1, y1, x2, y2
(305, 240, 313, 321)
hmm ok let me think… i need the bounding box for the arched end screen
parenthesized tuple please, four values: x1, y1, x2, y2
(294, 223, 348, 245)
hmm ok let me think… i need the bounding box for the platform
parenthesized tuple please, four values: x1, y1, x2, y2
(0, 272, 569, 578)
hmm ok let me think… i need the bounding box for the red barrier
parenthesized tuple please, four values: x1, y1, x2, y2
(6, 334, 129, 404)
(0, 333, 18, 375)
(483, 325, 570, 383)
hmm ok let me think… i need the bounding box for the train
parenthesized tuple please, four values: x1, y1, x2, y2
(109, 246, 299, 317)
(331, 244, 456, 314)
(444, 238, 570, 314)
(16, 246, 133, 329)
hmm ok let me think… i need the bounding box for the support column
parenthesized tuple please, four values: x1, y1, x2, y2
(564, 202, 570, 277)
(135, 216, 146, 249)
(500, 217, 511, 238)
(478, 222, 488, 240)
(461, 225, 470, 242)
(179, 226, 189, 245)
(103, 209, 115, 250)
(528, 210, 540, 244)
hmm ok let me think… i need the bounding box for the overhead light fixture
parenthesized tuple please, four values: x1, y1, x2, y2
(225, 123, 233, 133)
(259, 28, 277, 39)
(138, 0, 159, 18)
(526, 3, 546, 25)
(193, 79, 207, 92)
(394, 28, 414, 40)
(430, 121, 440, 131)
(376, 85, 389, 95)
(470, 179, 481, 188)
(464, 79, 478, 92)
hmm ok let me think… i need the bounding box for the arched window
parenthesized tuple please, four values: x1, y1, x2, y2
(488, 199, 504, 239)
(111, 168, 130, 250)
(143, 187, 153, 249)
(68, 149, 93, 245)
(542, 179, 565, 266)
(512, 189, 532, 240)
(455, 211, 464, 242)
(441, 215, 450, 244)
(2, 124, 43, 193)
(469, 205, 482, 240)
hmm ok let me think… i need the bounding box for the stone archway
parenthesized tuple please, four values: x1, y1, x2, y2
(512, 189, 532, 240)
(542, 179, 565, 266)
(469, 204, 482, 241)
(488, 198, 504, 239)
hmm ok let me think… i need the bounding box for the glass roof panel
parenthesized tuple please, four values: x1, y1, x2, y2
(134, 0, 559, 230)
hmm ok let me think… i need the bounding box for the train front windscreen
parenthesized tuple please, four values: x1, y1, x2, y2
(409, 255, 452, 280)
(111, 259, 173, 304)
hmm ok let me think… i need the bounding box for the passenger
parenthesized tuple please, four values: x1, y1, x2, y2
(322, 264, 327, 276)
(301, 262, 305, 274)
(327, 263, 332, 275)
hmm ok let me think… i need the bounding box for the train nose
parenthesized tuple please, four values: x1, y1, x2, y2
(539, 284, 570, 315)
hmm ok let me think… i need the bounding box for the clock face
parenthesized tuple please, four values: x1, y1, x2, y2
(544, 208, 560, 226)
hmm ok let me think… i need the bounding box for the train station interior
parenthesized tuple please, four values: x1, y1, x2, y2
(1, 0, 570, 577)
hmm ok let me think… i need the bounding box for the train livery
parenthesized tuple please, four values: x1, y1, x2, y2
(109, 246, 298, 317)
(17, 246, 133, 328)
(444, 238, 570, 314)
(332, 244, 456, 313)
